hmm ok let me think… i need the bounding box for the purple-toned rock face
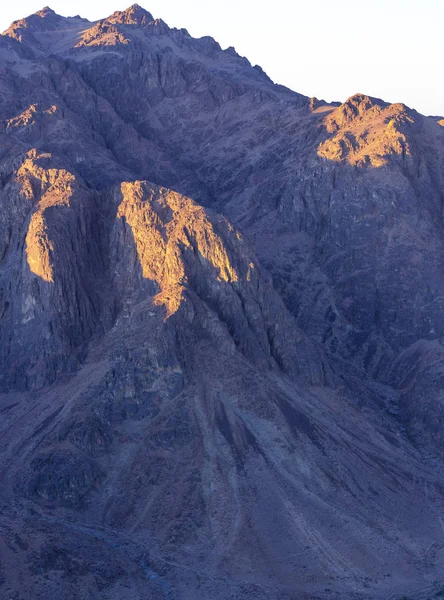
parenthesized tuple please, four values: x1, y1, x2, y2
(0, 6, 444, 600)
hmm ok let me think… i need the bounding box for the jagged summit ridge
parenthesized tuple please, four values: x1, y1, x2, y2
(1, 4, 157, 41)
(2, 5, 63, 39)
(0, 3, 299, 99)
(35, 6, 56, 18)
(107, 3, 155, 25)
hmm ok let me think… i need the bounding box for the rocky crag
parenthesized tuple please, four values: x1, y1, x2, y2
(1, 5, 444, 599)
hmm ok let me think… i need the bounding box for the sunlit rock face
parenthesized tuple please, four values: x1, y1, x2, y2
(115, 181, 240, 317)
(0, 150, 105, 390)
(1, 5, 444, 600)
(318, 94, 415, 166)
(106, 4, 155, 26)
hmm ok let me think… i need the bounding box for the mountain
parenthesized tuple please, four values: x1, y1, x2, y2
(1, 5, 444, 599)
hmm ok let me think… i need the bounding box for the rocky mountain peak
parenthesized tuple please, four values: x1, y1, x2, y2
(324, 93, 387, 132)
(346, 92, 385, 109)
(106, 3, 154, 25)
(35, 6, 56, 18)
(2, 5, 65, 44)
(317, 91, 418, 166)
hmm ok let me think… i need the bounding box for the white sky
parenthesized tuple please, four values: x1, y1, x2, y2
(1, 0, 443, 116)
